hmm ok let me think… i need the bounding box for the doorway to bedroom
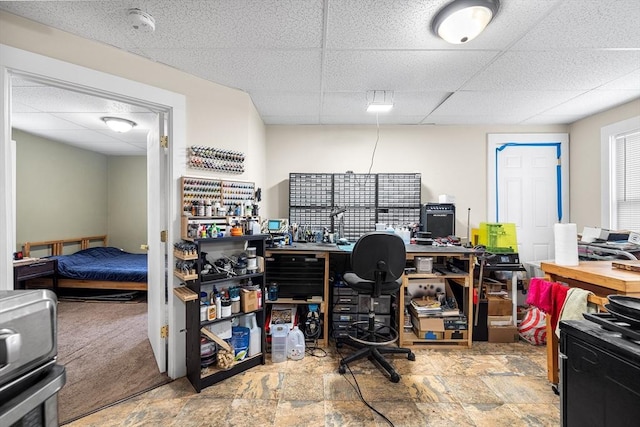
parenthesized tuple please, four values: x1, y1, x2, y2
(9, 75, 168, 423)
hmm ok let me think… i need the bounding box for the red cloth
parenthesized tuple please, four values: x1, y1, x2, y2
(525, 278, 569, 330)
(550, 283, 570, 331)
(527, 278, 554, 312)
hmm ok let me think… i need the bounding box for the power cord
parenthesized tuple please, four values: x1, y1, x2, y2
(334, 343, 395, 427)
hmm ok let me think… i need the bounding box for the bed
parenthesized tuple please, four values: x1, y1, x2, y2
(22, 235, 147, 291)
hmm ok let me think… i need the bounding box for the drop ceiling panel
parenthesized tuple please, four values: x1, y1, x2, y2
(512, 0, 640, 50)
(324, 50, 500, 92)
(148, 48, 322, 92)
(136, 0, 324, 50)
(320, 114, 424, 125)
(536, 90, 640, 118)
(463, 50, 640, 91)
(427, 90, 586, 123)
(262, 115, 320, 125)
(250, 92, 321, 117)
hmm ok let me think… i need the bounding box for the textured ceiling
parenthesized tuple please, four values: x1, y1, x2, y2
(2, 0, 640, 154)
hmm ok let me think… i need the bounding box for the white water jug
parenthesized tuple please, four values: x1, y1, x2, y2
(286, 325, 305, 360)
(239, 313, 261, 357)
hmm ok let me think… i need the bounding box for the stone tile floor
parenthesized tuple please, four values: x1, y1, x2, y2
(65, 341, 559, 426)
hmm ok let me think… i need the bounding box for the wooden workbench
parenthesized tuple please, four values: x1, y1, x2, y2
(541, 260, 640, 384)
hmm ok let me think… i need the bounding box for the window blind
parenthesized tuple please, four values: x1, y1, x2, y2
(614, 129, 640, 231)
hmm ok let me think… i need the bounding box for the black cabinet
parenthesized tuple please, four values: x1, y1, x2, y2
(182, 235, 267, 392)
(560, 320, 640, 427)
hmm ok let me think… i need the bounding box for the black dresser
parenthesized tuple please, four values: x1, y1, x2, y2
(560, 317, 640, 427)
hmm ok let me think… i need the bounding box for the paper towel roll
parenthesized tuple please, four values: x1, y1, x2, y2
(554, 223, 579, 266)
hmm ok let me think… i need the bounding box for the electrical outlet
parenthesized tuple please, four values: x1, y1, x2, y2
(629, 232, 640, 245)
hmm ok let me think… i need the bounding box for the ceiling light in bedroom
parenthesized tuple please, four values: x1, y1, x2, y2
(432, 0, 500, 44)
(101, 117, 137, 133)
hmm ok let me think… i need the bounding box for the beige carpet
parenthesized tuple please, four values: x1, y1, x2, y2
(56, 299, 170, 424)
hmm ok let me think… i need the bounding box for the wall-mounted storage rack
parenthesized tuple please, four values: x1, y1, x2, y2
(289, 172, 421, 241)
(188, 145, 245, 174)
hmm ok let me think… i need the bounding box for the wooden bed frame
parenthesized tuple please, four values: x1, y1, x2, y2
(22, 235, 147, 291)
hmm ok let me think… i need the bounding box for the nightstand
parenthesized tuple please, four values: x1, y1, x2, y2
(13, 258, 57, 290)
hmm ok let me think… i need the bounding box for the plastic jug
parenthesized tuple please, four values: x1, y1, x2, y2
(238, 313, 261, 357)
(286, 325, 305, 360)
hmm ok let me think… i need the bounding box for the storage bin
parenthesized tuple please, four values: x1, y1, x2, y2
(271, 324, 289, 363)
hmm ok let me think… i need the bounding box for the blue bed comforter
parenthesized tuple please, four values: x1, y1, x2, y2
(52, 247, 147, 282)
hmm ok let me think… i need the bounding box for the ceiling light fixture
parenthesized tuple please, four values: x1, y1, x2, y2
(101, 117, 137, 133)
(431, 0, 500, 44)
(366, 90, 394, 113)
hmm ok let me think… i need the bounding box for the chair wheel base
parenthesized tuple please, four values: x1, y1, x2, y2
(390, 373, 400, 383)
(338, 364, 346, 374)
(408, 352, 415, 361)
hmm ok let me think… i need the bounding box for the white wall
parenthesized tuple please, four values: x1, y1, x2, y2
(568, 99, 640, 230)
(265, 124, 568, 232)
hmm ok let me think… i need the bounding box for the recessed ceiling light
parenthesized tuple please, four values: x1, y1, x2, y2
(101, 117, 137, 133)
(366, 90, 394, 113)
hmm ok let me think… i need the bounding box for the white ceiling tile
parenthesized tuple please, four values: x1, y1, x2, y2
(464, 50, 640, 91)
(262, 115, 320, 125)
(149, 48, 322, 92)
(521, 114, 588, 125)
(321, 91, 449, 118)
(536, 90, 640, 118)
(250, 92, 321, 117)
(427, 90, 586, 123)
(512, 0, 640, 50)
(598, 69, 640, 91)
(12, 113, 87, 130)
(324, 50, 499, 92)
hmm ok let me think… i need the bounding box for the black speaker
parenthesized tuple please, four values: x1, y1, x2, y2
(421, 203, 455, 238)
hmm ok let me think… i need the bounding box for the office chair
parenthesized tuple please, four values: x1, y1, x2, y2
(338, 231, 415, 382)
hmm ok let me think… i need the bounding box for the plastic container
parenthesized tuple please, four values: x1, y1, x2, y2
(239, 313, 261, 357)
(286, 325, 305, 360)
(271, 324, 289, 363)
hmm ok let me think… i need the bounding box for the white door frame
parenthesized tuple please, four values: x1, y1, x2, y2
(0, 44, 187, 379)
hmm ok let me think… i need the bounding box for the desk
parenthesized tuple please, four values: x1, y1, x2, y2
(13, 258, 57, 290)
(266, 243, 476, 347)
(541, 260, 640, 384)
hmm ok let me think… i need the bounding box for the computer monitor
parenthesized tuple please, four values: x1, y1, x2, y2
(267, 218, 289, 234)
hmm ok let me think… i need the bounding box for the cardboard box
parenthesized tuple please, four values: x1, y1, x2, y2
(411, 314, 444, 340)
(488, 325, 519, 343)
(411, 315, 445, 332)
(240, 288, 258, 312)
(412, 326, 444, 340)
(488, 315, 513, 326)
(444, 330, 468, 340)
(488, 297, 512, 316)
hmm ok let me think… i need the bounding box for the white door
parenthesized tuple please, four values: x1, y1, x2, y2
(147, 112, 168, 372)
(487, 133, 570, 266)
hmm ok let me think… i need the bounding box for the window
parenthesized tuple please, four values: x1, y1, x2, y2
(601, 117, 640, 231)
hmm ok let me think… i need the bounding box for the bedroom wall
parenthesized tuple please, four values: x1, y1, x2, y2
(107, 156, 147, 254)
(14, 129, 108, 252)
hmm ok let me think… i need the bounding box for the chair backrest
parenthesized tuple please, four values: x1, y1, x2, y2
(351, 232, 406, 283)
